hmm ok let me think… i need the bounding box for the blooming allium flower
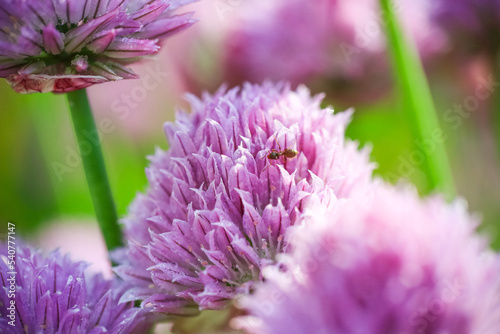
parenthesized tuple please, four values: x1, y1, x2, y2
(0, 0, 195, 93)
(432, 0, 500, 55)
(0, 244, 150, 333)
(115, 82, 374, 315)
(221, 0, 442, 105)
(222, 0, 384, 104)
(235, 183, 500, 334)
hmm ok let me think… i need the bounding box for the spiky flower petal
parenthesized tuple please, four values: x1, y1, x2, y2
(0, 0, 196, 93)
(235, 183, 500, 334)
(115, 82, 374, 315)
(0, 244, 150, 333)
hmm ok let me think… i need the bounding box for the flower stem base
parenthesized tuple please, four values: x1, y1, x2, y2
(66, 89, 122, 251)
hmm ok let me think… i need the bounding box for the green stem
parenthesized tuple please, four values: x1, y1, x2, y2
(379, 0, 456, 199)
(66, 89, 122, 251)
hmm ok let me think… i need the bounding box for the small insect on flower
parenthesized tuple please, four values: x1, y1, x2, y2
(262, 135, 299, 172)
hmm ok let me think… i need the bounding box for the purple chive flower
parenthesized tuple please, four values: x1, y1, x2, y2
(432, 0, 500, 55)
(223, 0, 385, 103)
(115, 82, 374, 315)
(221, 0, 442, 105)
(235, 183, 500, 334)
(0, 0, 196, 94)
(0, 244, 150, 333)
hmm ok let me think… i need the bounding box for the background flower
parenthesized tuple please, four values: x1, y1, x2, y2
(0, 0, 196, 93)
(176, 0, 444, 106)
(115, 82, 374, 315)
(0, 244, 150, 333)
(235, 182, 500, 334)
(223, 0, 388, 103)
(432, 0, 500, 56)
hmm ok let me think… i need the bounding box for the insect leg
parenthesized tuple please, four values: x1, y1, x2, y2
(273, 134, 282, 152)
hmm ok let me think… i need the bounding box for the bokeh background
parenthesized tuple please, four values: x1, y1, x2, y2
(1, 0, 500, 259)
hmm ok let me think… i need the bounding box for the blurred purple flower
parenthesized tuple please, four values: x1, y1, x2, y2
(0, 0, 196, 94)
(115, 82, 374, 315)
(433, 0, 500, 55)
(0, 244, 151, 333)
(235, 182, 500, 334)
(222, 0, 442, 105)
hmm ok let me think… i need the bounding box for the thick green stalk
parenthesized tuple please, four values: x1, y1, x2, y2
(66, 89, 122, 250)
(379, 0, 456, 199)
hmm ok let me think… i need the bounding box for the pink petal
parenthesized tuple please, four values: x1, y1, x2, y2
(42, 24, 64, 55)
(135, 12, 196, 40)
(87, 29, 117, 53)
(104, 37, 159, 58)
(131, 0, 169, 25)
(88, 62, 124, 81)
(0, 59, 24, 76)
(64, 7, 121, 53)
(7, 73, 107, 94)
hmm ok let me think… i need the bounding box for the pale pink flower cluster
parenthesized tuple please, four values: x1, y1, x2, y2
(236, 183, 500, 333)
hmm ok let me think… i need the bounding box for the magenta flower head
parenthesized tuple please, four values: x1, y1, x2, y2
(221, 0, 441, 105)
(235, 183, 500, 334)
(114, 82, 374, 315)
(432, 0, 500, 55)
(0, 0, 195, 94)
(0, 243, 151, 333)
(223, 0, 385, 103)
